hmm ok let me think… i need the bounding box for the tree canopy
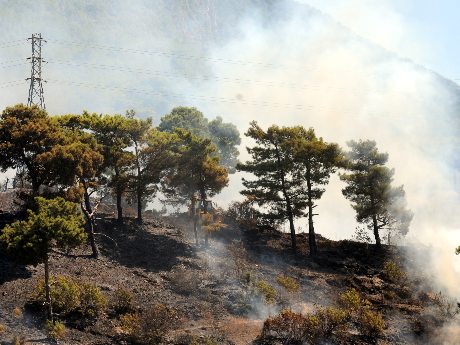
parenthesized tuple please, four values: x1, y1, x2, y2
(340, 140, 412, 247)
(0, 197, 86, 319)
(158, 107, 241, 172)
(237, 122, 307, 253)
(0, 104, 71, 194)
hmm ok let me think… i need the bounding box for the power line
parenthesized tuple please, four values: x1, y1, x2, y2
(47, 39, 291, 70)
(45, 58, 365, 93)
(46, 78, 306, 110)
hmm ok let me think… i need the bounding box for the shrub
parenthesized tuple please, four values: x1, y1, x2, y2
(357, 308, 384, 337)
(12, 335, 27, 345)
(45, 320, 67, 340)
(243, 272, 251, 284)
(276, 275, 300, 293)
(260, 309, 320, 344)
(255, 280, 277, 304)
(112, 286, 135, 314)
(34, 275, 107, 318)
(12, 307, 23, 319)
(315, 307, 347, 336)
(34, 275, 80, 315)
(0, 323, 6, 334)
(339, 288, 362, 311)
(169, 269, 201, 295)
(383, 260, 406, 283)
(79, 282, 107, 318)
(121, 304, 178, 344)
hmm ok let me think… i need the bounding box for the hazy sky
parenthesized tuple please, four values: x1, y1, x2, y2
(306, 0, 460, 80)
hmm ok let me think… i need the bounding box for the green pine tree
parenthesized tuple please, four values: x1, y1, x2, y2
(237, 122, 307, 254)
(291, 127, 343, 256)
(340, 140, 412, 247)
(0, 197, 86, 319)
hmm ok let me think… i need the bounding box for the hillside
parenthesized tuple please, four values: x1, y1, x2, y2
(1, 215, 457, 344)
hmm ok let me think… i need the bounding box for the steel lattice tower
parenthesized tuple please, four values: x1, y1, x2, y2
(27, 33, 46, 109)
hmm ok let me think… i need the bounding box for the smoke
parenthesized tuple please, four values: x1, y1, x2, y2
(0, 0, 459, 306)
(192, 1, 460, 300)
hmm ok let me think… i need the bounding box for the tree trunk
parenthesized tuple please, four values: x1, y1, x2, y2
(306, 165, 318, 256)
(372, 214, 381, 248)
(44, 256, 53, 321)
(193, 217, 199, 245)
(113, 166, 124, 223)
(274, 145, 296, 254)
(200, 187, 209, 248)
(135, 142, 143, 224)
(116, 189, 123, 223)
(83, 187, 99, 258)
(137, 189, 142, 224)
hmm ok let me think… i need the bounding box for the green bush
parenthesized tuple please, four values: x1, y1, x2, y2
(79, 282, 107, 318)
(339, 288, 362, 311)
(45, 320, 67, 340)
(316, 307, 347, 336)
(358, 308, 385, 337)
(112, 286, 135, 314)
(33, 275, 107, 318)
(384, 260, 406, 283)
(34, 276, 80, 315)
(276, 275, 300, 293)
(255, 280, 277, 304)
(120, 304, 178, 344)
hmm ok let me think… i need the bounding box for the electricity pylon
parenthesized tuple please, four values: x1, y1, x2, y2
(27, 33, 46, 109)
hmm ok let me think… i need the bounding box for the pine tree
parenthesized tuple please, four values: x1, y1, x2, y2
(291, 128, 343, 256)
(0, 104, 70, 194)
(0, 197, 86, 319)
(159, 107, 240, 172)
(165, 129, 228, 245)
(340, 140, 412, 247)
(237, 122, 307, 254)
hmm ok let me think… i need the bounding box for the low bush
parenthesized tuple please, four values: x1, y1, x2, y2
(12, 335, 27, 345)
(45, 320, 66, 341)
(339, 288, 363, 311)
(112, 286, 135, 314)
(0, 323, 6, 334)
(12, 307, 23, 319)
(315, 307, 347, 336)
(276, 275, 300, 293)
(260, 290, 385, 344)
(254, 280, 277, 304)
(357, 308, 385, 337)
(34, 275, 80, 315)
(383, 260, 406, 283)
(120, 303, 178, 344)
(33, 275, 107, 319)
(79, 282, 107, 318)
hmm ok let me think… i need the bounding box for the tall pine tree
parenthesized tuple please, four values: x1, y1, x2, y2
(237, 122, 307, 254)
(340, 140, 412, 247)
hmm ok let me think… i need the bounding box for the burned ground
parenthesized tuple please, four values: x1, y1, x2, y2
(0, 216, 457, 344)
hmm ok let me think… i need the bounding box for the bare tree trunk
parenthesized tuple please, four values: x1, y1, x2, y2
(137, 189, 142, 224)
(200, 187, 209, 248)
(372, 214, 381, 248)
(306, 166, 318, 256)
(44, 256, 53, 321)
(82, 183, 99, 258)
